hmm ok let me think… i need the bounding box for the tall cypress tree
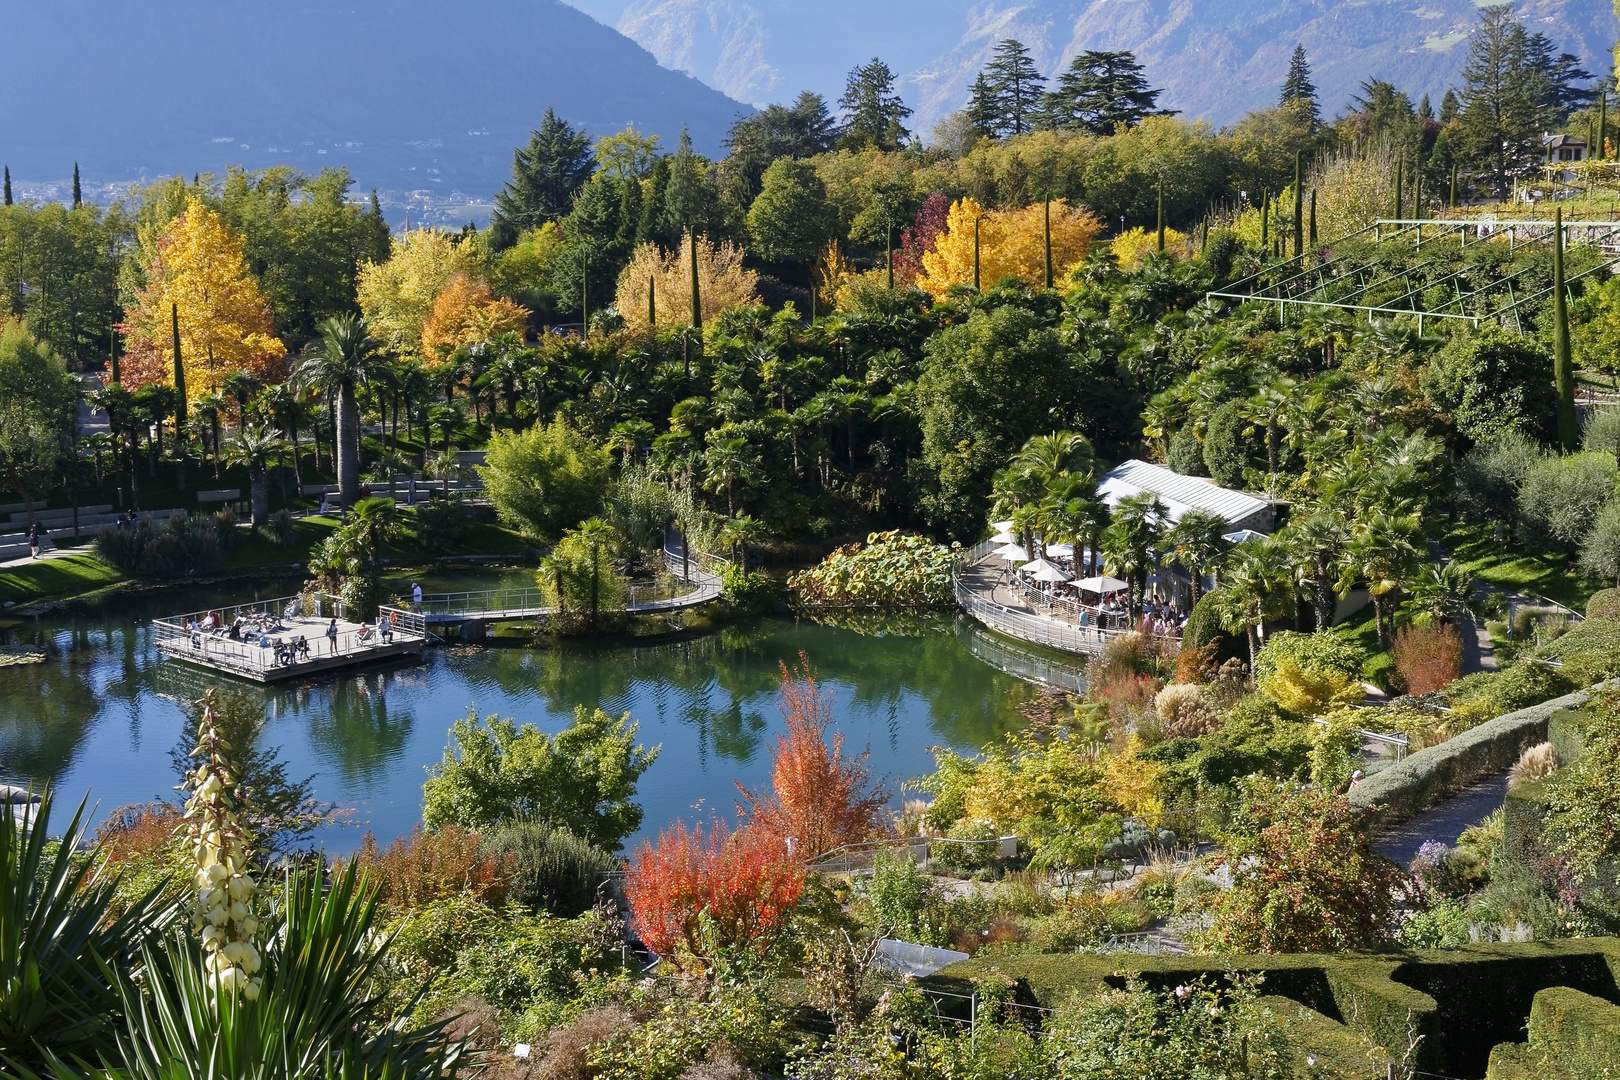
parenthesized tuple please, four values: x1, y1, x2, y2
(71, 163, 81, 209)
(1554, 207, 1577, 450)
(1292, 151, 1304, 257)
(490, 108, 593, 250)
(2, 167, 10, 207)
(1279, 44, 1319, 129)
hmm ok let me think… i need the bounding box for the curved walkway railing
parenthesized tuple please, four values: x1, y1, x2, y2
(951, 539, 1162, 658)
(418, 534, 727, 625)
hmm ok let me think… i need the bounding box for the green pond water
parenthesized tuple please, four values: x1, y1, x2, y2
(0, 586, 1086, 851)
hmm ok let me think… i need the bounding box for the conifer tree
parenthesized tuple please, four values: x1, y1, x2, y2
(2, 167, 10, 207)
(490, 108, 593, 250)
(1454, 5, 1553, 199)
(1280, 44, 1319, 128)
(978, 38, 1045, 137)
(837, 58, 912, 151)
(71, 163, 81, 209)
(1042, 51, 1165, 135)
(966, 73, 1001, 138)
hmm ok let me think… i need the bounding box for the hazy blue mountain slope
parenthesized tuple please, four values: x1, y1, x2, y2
(587, 0, 1615, 134)
(0, 0, 749, 208)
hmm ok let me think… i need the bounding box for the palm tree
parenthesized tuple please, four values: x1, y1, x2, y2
(719, 513, 765, 569)
(1404, 561, 1474, 627)
(194, 392, 228, 478)
(1244, 373, 1298, 480)
(220, 371, 261, 436)
(295, 315, 385, 511)
(1014, 430, 1096, 486)
(1284, 511, 1350, 631)
(1100, 492, 1168, 618)
(224, 426, 291, 526)
(1163, 509, 1231, 605)
(350, 495, 404, 571)
(1209, 534, 1295, 674)
(1336, 507, 1422, 648)
(703, 437, 762, 517)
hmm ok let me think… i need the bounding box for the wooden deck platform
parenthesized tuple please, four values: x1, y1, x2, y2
(152, 596, 429, 683)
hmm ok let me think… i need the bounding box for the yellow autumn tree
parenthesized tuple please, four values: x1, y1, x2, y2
(915, 197, 1103, 298)
(356, 229, 481, 359)
(615, 231, 759, 334)
(1111, 226, 1193, 270)
(120, 198, 286, 401)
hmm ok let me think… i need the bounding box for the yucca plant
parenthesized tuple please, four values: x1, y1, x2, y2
(39, 864, 465, 1079)
(10, 691, 468, 1080)
(0, 792, 174, 1072)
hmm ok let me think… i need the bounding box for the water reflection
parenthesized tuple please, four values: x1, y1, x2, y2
(0, 592, 1083, 850)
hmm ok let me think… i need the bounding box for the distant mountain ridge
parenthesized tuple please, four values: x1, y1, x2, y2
(0, 0, 750, 216)
(582, 0, 1616, 134)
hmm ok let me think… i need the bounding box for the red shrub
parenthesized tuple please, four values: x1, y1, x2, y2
(623, 820, 804, 968)
(736, 655, 888, 859)
(336, 825, 515, 909)
(94, 802, 185, 865)
(1391, 623, 1464, 696)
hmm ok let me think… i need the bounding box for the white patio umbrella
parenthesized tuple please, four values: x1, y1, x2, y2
(1045, 542, 1074, 557)
(994, 544, 1030, 562)
(1023, 559, 1070, 583)
(1072, 574, 1129, 593)
(990, 531, 1018, 545)
(991, 520, 1014, 532)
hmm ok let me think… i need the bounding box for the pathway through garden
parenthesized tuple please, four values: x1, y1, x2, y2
(1373, 770, 1508, 866)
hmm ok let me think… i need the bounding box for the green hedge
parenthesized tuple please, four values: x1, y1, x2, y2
(1348, 689, 1596, 826)
(1488, 987, 1620, 1079)
(1588, 588, 1620, 621)
(925, 939, 1620, 1078)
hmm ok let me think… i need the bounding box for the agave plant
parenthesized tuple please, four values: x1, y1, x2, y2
(0, 792, 174, 1072)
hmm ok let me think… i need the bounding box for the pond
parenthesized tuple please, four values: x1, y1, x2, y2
(0, 588, 1087, 852)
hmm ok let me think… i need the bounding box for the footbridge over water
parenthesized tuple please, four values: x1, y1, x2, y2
(419, 538, 727, 635)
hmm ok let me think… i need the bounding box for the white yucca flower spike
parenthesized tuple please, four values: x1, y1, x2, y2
(182, 690, 263, 1002)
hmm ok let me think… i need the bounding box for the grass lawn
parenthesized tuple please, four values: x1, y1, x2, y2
(0, 552, 126, 605)
(1329, 604, 1394, 690)
(1442, 521, 1602, 611)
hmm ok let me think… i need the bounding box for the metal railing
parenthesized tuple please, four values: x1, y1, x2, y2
(416, 534, 728, 623)
(964, 625, 1088, 694)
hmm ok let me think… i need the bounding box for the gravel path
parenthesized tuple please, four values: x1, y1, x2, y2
(1374, 770, 1509, 866)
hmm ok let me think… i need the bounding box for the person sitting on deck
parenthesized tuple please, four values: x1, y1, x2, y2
(272, 638, 288, 665)
(380, 619, 394, 644)
(355, 623, 375, 644)
(188, 620, 202, 648)
(296, 636, 311, 661)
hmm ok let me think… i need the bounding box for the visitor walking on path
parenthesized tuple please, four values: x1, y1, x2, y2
(411, 582, 423, 610)
(27, 524, 39, 559)
(326, 617, 339, 655)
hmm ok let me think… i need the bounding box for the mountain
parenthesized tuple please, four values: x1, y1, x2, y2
(580, 0, 1616, 135)
(0, 0, 751, 221)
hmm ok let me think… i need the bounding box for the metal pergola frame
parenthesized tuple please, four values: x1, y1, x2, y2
(1207, 218, 1620, 332)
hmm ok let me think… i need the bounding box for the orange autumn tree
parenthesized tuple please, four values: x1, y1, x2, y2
(624, 820, 803, 970)
(737, 655, 888, 858)
(915, 196, 1103, 298)
(419, 274, 530, 362)
(120, 197, 287, 401)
